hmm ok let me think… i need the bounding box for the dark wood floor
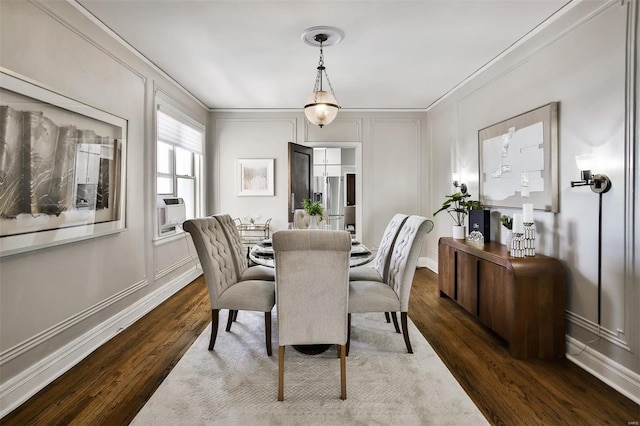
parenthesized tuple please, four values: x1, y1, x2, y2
(2, 268, 638, 425)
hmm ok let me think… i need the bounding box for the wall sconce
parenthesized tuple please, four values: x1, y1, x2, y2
(570, 154, 612, 194)
(569, 153, 612, 328)
(452, 172, 467, 194)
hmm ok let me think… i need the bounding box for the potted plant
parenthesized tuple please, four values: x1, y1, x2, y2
(500, 214, 513, 250)
(302, 199, 323, 229)
(433, 192, 483, 239)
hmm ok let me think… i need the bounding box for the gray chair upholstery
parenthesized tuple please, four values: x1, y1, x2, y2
(293, 208, 328, 229)
(348, 216, 434, 354)
(212, 213, 275, 282)
(183, 217, 275, 356)
(272, 230, 351, 401)
(349, 213, 409, 283)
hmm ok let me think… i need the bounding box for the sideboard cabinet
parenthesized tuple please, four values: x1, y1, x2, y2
(438, 237, 566, 359)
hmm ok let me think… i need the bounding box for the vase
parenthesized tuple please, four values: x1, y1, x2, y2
(308, 215, 319, 229)
(452, 225, 466, 239)
(505, 229, 513, 252)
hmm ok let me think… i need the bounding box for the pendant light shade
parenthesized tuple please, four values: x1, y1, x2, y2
(304, 90, 339, 128)
(302, 27, 343, 128)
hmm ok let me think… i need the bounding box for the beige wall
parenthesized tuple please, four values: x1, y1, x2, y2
(209, 110, 430, 253)
(426, 0, 638, 391)
(0, 1, 207, 414)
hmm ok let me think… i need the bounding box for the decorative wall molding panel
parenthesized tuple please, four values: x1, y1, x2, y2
(566, 336, 640, 405)
(0, 268, 200, 418)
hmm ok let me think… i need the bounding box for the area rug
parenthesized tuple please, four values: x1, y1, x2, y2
(132, 311, 487, 425)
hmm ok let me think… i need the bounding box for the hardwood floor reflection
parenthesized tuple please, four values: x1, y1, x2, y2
(2, 269, 638, 424)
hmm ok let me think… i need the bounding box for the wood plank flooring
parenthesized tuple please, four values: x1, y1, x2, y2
(2, 268, 638, 425)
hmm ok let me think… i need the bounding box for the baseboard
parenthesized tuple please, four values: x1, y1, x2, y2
(0, 267, 201, 418)
(419, 256, 438, 273)
(566, 336, 640, 405)
(419, 256, 638, 405)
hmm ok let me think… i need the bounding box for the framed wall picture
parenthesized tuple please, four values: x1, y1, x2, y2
(0, 68, 127, 257)
(478, 102, 559, 212)
(237, 158, 275, 196)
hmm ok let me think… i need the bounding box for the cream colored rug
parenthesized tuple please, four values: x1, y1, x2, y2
(132, 311, 487, 425)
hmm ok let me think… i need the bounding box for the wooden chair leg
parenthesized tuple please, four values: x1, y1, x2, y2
(278, 346, 285, 401)
(401, 312, 413, 354)
(346, 313, 351, 356)
(225, 310, 235, 332)
(265, 312, 273, 356)
(339, 344, 347, 400)
(391, 312, 401, 333)
(385, 312, 391, 323)
(209, 309, 219, 351)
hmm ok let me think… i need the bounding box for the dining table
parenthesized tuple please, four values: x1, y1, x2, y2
(249, 237, 374, 268)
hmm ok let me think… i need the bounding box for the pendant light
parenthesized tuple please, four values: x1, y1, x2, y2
(302, 27, 344, 128)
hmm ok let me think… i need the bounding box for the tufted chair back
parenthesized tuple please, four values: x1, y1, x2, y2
(183, 218, 239, 309)
(386, 216, 433, 311)
(212, 213, 249, 277)
(372, 213, 409, 281)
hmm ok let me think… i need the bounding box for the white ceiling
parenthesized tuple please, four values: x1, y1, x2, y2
(76, 0, 571, 110)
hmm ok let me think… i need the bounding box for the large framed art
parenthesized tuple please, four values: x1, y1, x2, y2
(478, 102, 559, 212)
(0, 68, 127, 257)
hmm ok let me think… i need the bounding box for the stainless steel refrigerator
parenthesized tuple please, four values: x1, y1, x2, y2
(314, 175, 344, 230)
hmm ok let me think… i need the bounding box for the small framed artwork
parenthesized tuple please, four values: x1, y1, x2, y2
(0, 68, 127, 257)
(237, 158, 275, 196)
(478, 102, 559, 212)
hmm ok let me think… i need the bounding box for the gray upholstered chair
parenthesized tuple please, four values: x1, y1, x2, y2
(348, 213, 409, 283)
(293, 208, 328, 229)
(212, 213, 275, 282)
(183, 217, 275, 356)
(348, 213, 409, 330)
(272, 230, 351, 401)
(348, 216, 433, 354)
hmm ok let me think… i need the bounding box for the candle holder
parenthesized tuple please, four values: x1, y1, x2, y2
(510, 232, 525, 258)
(523, 222, 536, 256)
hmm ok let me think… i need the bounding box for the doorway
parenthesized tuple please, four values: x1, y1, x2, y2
(305, 143, 361, 239)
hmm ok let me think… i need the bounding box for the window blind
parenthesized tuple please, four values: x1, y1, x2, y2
(157, 108, 203, 154)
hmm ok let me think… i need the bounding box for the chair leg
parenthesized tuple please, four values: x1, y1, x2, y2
(233, 310, 239, 322)
(401, 312, 413, 354)
(225, 310, 235, 332)
(391, 312, 401, 333)
(265, 312, 273, 356)
(385, 312, 391, 323)
(339, 344, 347, 400)
(209, 309, 219, 351)
(278, 346, 285, 401)
(346, 314, 351, 356)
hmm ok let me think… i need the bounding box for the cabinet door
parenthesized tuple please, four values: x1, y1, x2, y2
(478, 260, 512, 340)
(313, 148, 326, 165)
(438, 244, 455, 298)
(456, 251, 478, 315)
(325, 148, 341, 164)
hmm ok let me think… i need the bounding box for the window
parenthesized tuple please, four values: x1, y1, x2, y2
(156, 103, 204, 234)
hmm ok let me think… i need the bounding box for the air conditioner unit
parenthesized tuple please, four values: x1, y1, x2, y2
(157, 197, 186, 234)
